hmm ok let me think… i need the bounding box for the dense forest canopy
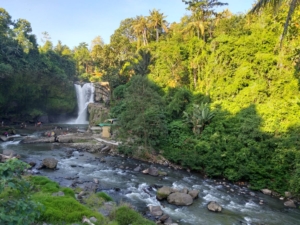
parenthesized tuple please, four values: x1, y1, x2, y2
(1, 0, 300, 196)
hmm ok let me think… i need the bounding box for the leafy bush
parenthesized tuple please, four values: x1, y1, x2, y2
(113, 206, 155, 225)
(0, 159, 43, 225)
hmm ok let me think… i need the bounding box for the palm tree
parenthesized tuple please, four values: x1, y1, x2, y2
(148, 9, 169, 42)
(132, 16, 149, 46)
(131, 49, 152, 76)
(250, 0, 299, 47)
(182, 13, 205, 40)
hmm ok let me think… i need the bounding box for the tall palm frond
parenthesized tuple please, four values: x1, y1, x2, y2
(250, 0, 299, 48)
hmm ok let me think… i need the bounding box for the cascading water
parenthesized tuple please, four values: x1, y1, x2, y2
(73, 83, 94, 124)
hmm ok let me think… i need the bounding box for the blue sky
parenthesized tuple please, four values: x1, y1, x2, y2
(1, 0, 255, 49)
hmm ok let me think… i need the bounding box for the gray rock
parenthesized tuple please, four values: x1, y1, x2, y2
(133, 165, 141, 172)
(42, 157, 58, 169)
(149, 205, 163, 217)
(284, 200, 296, 208)
(164, 217, 173, 225)
(207, 201, 222, 212)
(148, 166, 159, 176)
(89, 217, 97, 222)
(157, 186, 175, 200)
(261, 189, 272, 195)
(181, 188, 189, 194)
(188, 189, 200, 199)
(158, 214, 169, 222)
(167, 192, 193, 206)
(285, 191, 292, 198)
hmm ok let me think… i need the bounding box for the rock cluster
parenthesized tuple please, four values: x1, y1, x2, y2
(156, 186, 199, 206)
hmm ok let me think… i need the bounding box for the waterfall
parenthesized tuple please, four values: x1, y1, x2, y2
(73, 83, 94, 124)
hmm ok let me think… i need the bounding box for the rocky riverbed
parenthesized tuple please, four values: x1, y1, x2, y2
(1, 125, 300, 225)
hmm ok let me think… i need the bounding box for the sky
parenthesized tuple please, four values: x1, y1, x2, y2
(0, 0, 255, 49)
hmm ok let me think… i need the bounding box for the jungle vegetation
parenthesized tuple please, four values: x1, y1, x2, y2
(1, 0, 300, 198)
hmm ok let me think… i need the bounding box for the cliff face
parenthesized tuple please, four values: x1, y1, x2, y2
(88, 82, 111, 126)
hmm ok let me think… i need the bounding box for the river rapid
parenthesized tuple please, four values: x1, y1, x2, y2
(1, 126, 300, 225)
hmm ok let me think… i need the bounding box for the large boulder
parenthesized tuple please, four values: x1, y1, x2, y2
(207, 201, 222, 212)
(157, 186, 176, 200)
(42, 158, 58, 169)
(167, 192, 193, 206)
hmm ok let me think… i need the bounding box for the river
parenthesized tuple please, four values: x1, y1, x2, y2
(1, 126, 300, 225)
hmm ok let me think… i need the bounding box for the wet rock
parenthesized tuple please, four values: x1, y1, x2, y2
(158, 214, 169, 222)
(180, 188, 189, 194)
(261, 189, 272, 195)
(157, 186, 175, 200)
(164, 217, 173, 225)
(167, 192, 193, 206)
(28, 161, 36, 168)
(207, 201, 222, 212)
(142, 168, 149, 174)
(148, 166, 159, 176)
(70, 164, 77, 167)
(84, 182, 98, 192)
(149, 205, 163, 217)
(42, 157, 58, 169)
(158, 171, 168, 176)
(284, 200, 296, 208)
(100, 158, 106, 163)
(188, 189, 200, 199)
(134, 165, 141, 172)
(93, 178, 99, 184)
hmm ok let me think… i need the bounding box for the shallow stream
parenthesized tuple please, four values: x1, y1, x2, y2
(1, 126, 300, 225)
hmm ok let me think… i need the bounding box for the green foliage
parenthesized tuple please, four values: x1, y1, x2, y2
(97, 191, 113, 201)
(0, 159, 43, 225)
(183, 102, 214, 135)
(113, 75, 167, 154)
(113, 206, 155, 225)
(29, 175, 59, 193)
(164, 87, 192, 120)
(0, 8, 77, 121)
(32, 193, 104, 223)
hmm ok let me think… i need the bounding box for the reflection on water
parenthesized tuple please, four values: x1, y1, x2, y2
(1, 128, 300, 225)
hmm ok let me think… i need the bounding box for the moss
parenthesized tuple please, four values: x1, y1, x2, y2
(113, 206, 155, 225)
(97, 192, 113, 202)
(29, 176, 59, 193)
(32, 193, 104, 224)
(61, 187, 75, 198)
(83, 193, 104, 210)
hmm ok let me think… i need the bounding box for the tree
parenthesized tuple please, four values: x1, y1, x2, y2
(117, 75, 167, 153)
(0, 8, 12, 36)
(148, 9, 169, 42)
(183, 103, 214, 135)
(182, 0, 228, 41)
(73, 42, 91, 79)
(250, 0, 299, 47)
(132, 16, 149, 46)
(131, 49, 152, 76)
